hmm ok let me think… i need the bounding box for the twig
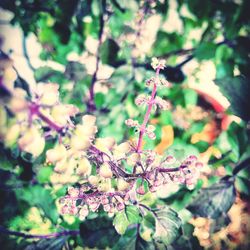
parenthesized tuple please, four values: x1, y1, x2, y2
(87, 0, 106, 112)
(22, 34, 36, 72)
(136, 68, 160, 152)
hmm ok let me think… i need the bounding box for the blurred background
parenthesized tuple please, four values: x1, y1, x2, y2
(0, 0, 250, 249)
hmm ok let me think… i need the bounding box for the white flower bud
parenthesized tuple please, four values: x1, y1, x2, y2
(76, 157, 92, 176)
(117, 178, 130, 191)
(127, 153, 140, 166)
(88, 175, 99, 186)
(99, 163, 113, 178)
(5, 124, 20, 147)
(46, 144, 67, 164)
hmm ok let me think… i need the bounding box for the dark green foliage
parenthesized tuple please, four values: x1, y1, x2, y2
(215, 76, 250, 122)
(187, 177, 236, 219)
(80, 216, 120, 248)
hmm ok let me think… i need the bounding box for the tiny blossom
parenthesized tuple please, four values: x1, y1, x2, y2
(125, 119, 139, 128)
(164, 155, 176, 164)
(151, 57, 166, 70)
(136, 186, 146, 195)
(147, 131, 156, 140)
(159, 77, 171, 88)
(154, 96, 170, 110)
(79, 206, 89, 220)
(117, 202, 125, 211)
(68, 187, 80, 198)
(135, 94, 150, 106)
(195, 162, 204, 168)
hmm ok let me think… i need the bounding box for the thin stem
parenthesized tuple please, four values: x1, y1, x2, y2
(36, 109, 63, 132)
(88, 0, 106, 111)
(136, 68, 160, 152)
(0, 226, 79, 239)
(65, 190, 125, 201)
(28, 102, 63, 132)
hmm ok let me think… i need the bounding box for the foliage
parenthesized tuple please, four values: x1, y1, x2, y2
(0, 0, 250, 249)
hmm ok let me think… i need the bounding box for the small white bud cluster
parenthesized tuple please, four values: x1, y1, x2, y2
(146, 77, 170, 88)
(145, 124, 156, 140)
(125, 119, 139, 128)
(151, 57, 166, 70)
(59, 186, 131, 219)
(135, 94, 150, 106)
(154, 96, 171, 110)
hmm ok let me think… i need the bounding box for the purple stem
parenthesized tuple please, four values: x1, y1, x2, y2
(29, 102, 63, 132)
(37, 109, 63, 132)
(136, 68, 160, 152)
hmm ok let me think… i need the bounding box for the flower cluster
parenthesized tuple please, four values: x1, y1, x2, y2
(0, 56, 203, 229)
(173, 105, 209, 129)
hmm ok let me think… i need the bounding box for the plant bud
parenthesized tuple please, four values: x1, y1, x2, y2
(74, 124, 97, 138)
(117, 178, 130, 191)
(164, 155, 176, 164)
(79, 205, 89, 219)
(76, 157, 92, 176)
(99, 163, 113, 178)
(51, 105, 69, 126)
(113, 142, 131, 160)
(37, 83, 59, 106)
(103, 204, 111, 212)
(68, 187, 80, 198)
(95, 137, 115, 152)
(61, 205, 70, 215)
(88, 175, 99, 186)
(54, 159, 67, 173)
(18, 127, 45, 157)
(98, 179, 112, 192)
(101, 196, 109, 205)
(89, 202, 99, 212)
(117, 202, 125, 211)
(127, 153, 140, 166)
(5, 124, 20, 147)
(136, 185, 146, 195)
(195, 162, 203, 168)
(69, 206, 78, 215)
(82, 115, 96, 126)
(70, 135, 91, 151)
(46, 144, 66, 164)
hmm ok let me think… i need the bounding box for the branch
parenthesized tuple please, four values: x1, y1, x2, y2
(22, 34, 36, 72)
(0, 226, 79, 239)
(136, 68, 160, 152)
(87, 0, 106, 112)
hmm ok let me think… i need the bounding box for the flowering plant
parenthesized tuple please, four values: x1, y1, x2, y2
(1, 57, 203, 244)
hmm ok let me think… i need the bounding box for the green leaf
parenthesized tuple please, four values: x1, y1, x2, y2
(65, 61, 86, 81)
(113, 211, 130, 234)
(194, 42, 217, 60)
(169, 223, 203, 250)
(113, 205, 142, 235)
(187, 178, 236, 219)
(80, 216, 119, 248)
(113, 227, 155, 250)
(214, 76, 250, 121)
(235, 176, 250, 197)
(37, 166, 53, 184)
(153, 207, 182, 246)
(227, 122, 248, 160)
(16, 186, 59, 224)
(126, 206, 141, 224)
(34, 66, 64, 83)
(94, 92, 105, 108)
(100, 38, 120, 66)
